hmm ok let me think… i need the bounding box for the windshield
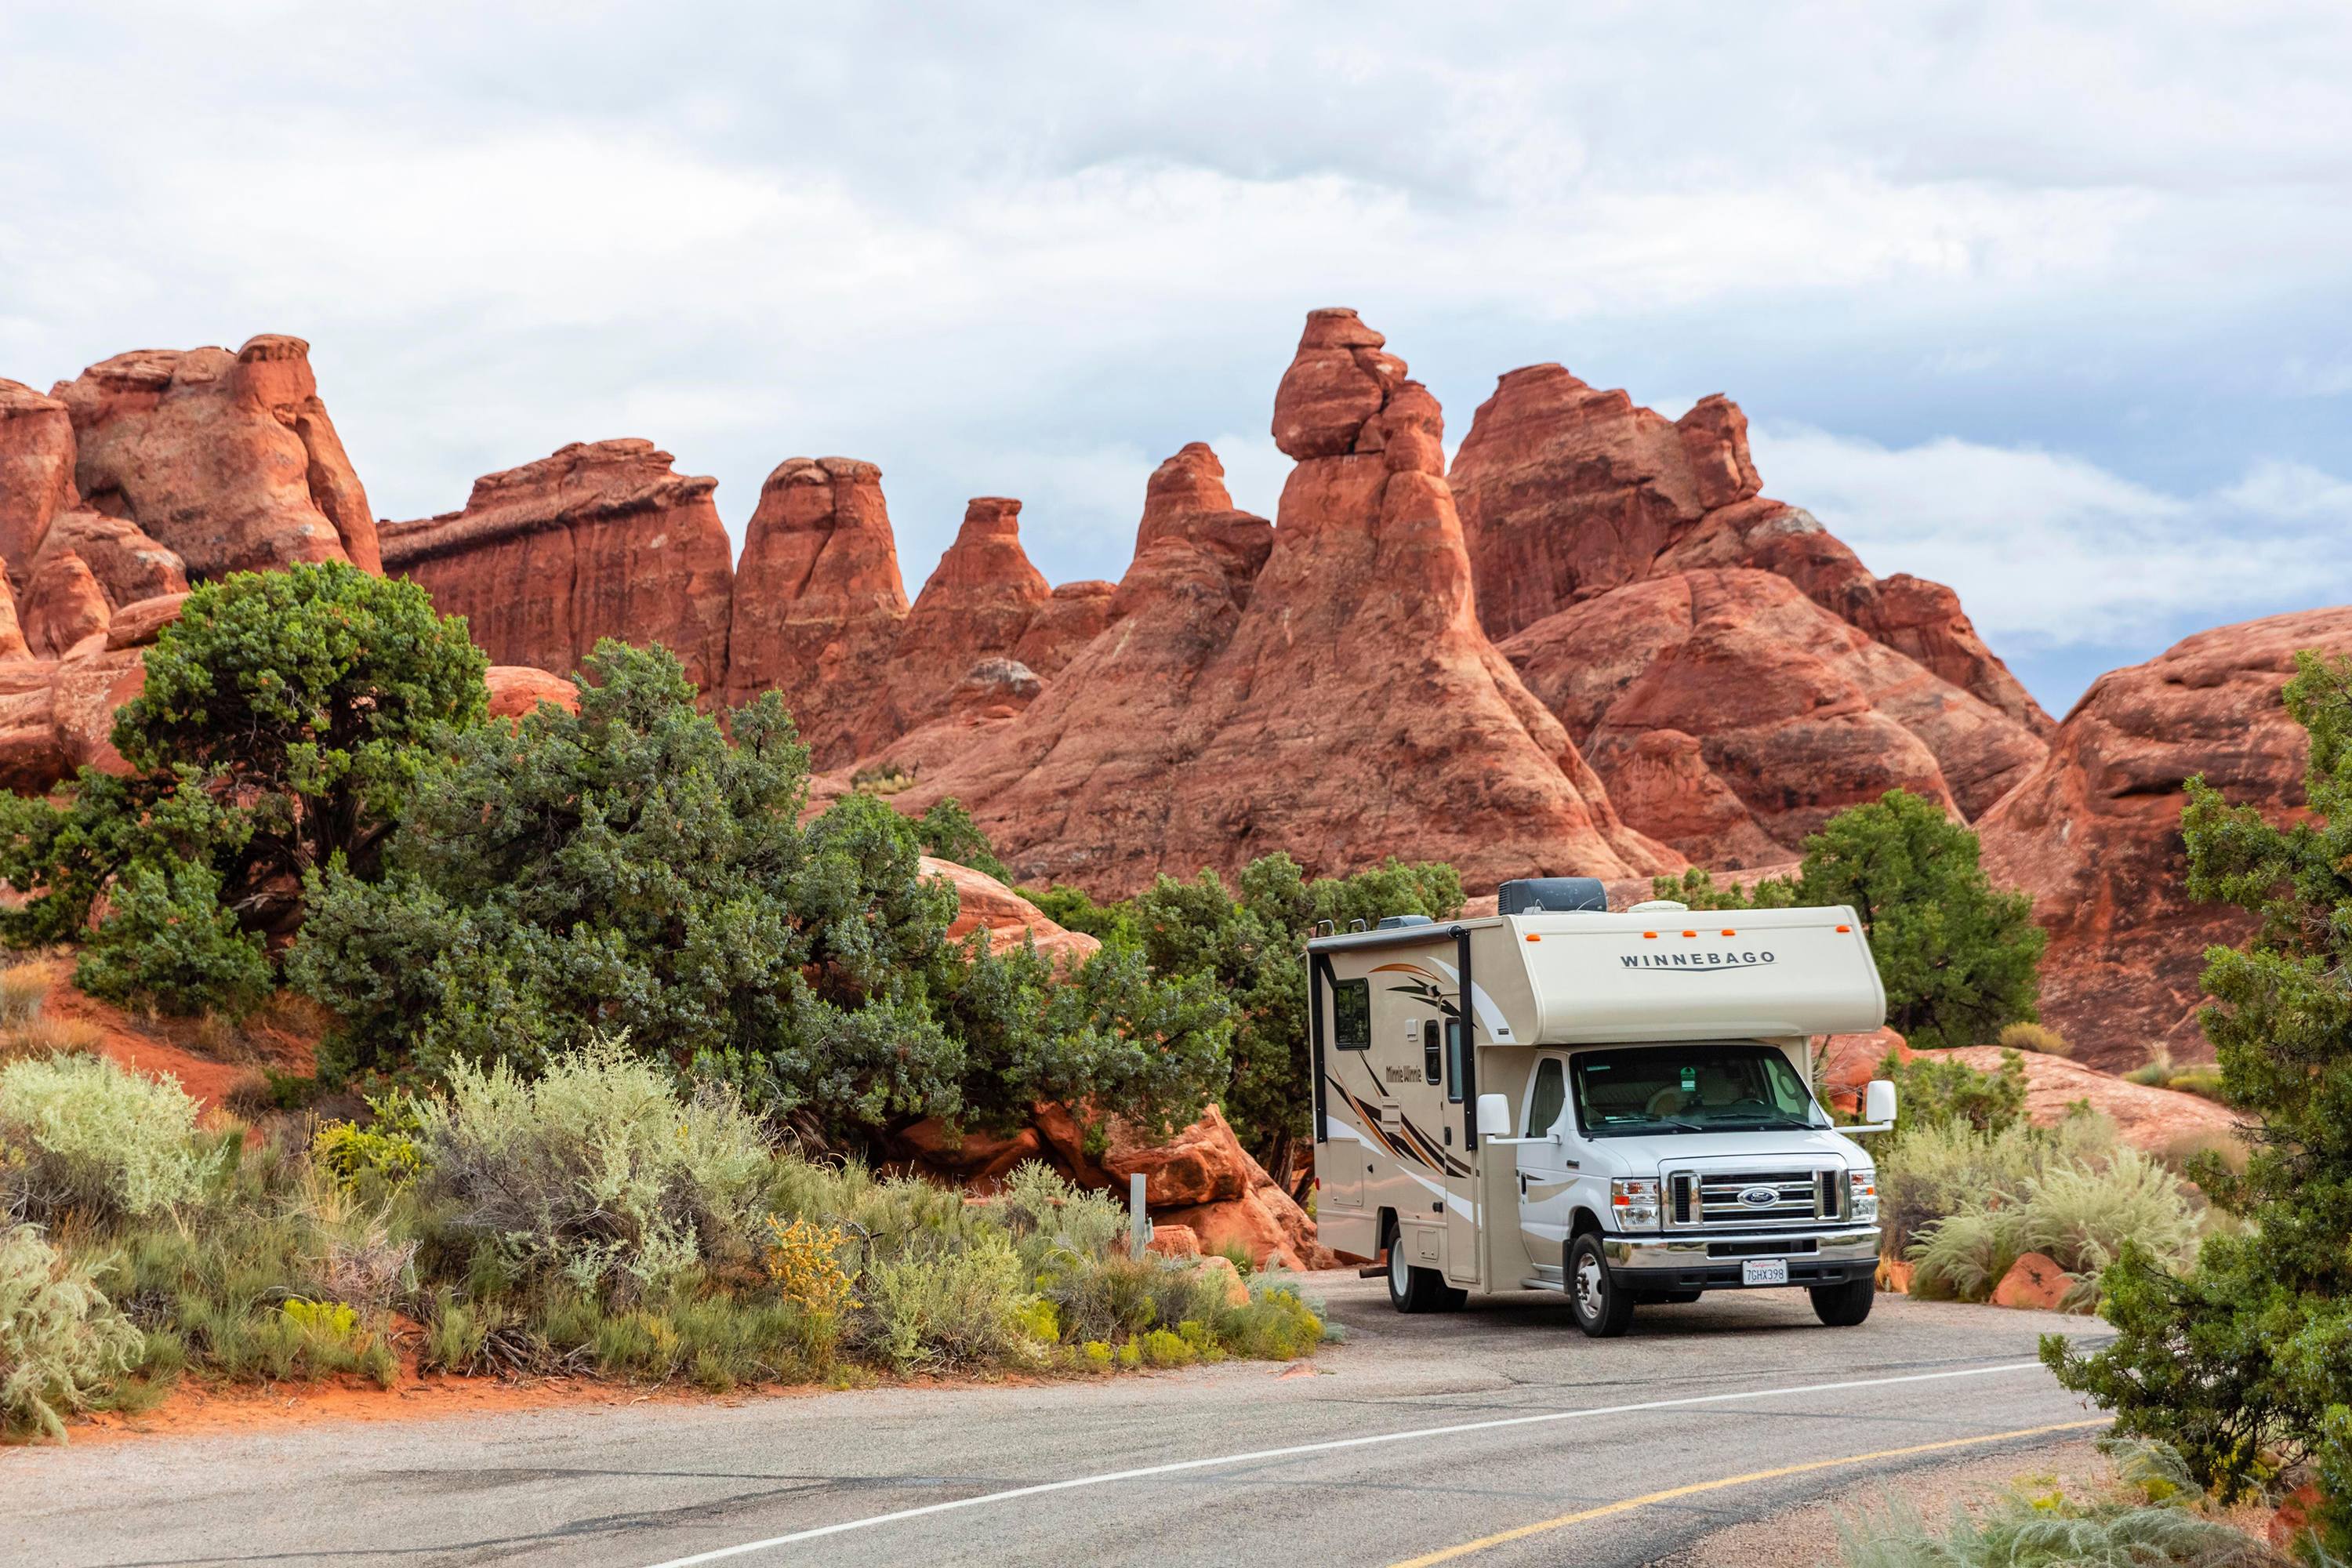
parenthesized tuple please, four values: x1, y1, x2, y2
(1570, 1043, 1828, 1138)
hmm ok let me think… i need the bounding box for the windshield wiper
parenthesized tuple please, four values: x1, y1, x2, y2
(1708, 1116, 1819, 1131)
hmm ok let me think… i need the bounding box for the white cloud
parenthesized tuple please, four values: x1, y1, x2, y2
(1749, 425, 2352, 648)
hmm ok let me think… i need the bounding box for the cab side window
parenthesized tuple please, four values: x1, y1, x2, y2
(1444, 1019, 1466, 1103)
(1527, 1058, 1567, 1138)
(1332, 978, 1371, 1051)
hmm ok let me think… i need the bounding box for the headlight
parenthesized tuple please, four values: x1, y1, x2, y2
(1849, 1169, 1878, 1223)
(1610, 1178, 1660, 1228)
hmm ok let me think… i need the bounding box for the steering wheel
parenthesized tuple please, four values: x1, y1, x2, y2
(1646, 1087, 1689, 1117)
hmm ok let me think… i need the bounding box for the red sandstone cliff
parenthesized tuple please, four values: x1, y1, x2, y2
(380, 440, 735, 692)
(1978, 607, 2352, 1072)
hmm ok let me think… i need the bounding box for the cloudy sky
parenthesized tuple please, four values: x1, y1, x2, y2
(5, 2, 2349, 713)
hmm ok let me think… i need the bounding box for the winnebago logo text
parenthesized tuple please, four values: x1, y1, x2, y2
(1621, 950, 1777, 970)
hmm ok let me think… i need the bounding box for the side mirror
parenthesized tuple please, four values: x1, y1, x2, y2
(1864, 1079, 1898, 1127)
(1475, 1092, 1512, 1140)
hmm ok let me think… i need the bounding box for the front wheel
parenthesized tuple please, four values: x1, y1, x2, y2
(1810, 1276, 1875, 1327)
(1567, 1234, 1635, 1338)
(1384, 1218, 1461, 1313)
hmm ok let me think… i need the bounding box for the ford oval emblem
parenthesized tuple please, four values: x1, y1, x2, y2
(1737, 1185, 1779, 1209)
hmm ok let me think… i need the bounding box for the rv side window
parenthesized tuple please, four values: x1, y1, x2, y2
(1332, 979, 1371, 1051)
(1421, 1019, 1441, 1083)
(1527, 1058, 1566, 1138)
(1444, 1019, 1465, 1103)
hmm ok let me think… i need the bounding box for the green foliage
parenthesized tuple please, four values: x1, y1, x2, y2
(310, 1096, 426, 1196)
(1216, 1281, 1327, 1361)
(911, 798, 1012, 884)
(1127, 852, 1462, 1171)
(0, 1222, 142, 1441)
(72, 858, 273, 1018)
(0, 1054, 218, 1225)
(0, 563, 488, 964)
(2048, 651, 2352, 1539)
(851, 1225, 1040, 1374)
(1654, 789, 2045, 1049)
(411, 1038, 771, 1301)
(1878, 1112, 2121, 1255)
(1884, 1047, 2028, 1136)
(290, 641, 1227, 1149)
(1027, 885, 1142, 947)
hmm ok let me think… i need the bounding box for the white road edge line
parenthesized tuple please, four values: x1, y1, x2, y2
(641, 1359, 2056, 1566)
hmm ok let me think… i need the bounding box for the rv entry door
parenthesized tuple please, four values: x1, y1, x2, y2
(1442, 1017, 1480, 1287)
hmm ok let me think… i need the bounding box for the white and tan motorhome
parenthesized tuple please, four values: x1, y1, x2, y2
(1308, 877, 1898, 1336)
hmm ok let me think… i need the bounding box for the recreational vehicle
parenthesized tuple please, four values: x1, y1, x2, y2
(1308, 877, 1898, 1337)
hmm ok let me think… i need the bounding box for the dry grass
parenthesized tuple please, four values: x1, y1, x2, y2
(0, 960, 53, 1028)
(1996, 1021, 2072, 1057)
(0, 1015, 105, 1064)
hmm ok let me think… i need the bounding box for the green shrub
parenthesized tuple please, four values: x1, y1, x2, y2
(1217, 1283, 1327, 1360)
(1910, 1145, 2199, 1312)
(73, 858, 273, 1020)
(310, 1096, 427, 1196)
(413, 1038, 770, 1301)
(993, 1161, 1128, 1275)
(852, 1226, 1040, 1374)
(1878, 1112, 2118, 1255)
(0, 1054, 218, 1225)
(0, 1222, 141, 1440)
(1884, 1047, 2027, 1135)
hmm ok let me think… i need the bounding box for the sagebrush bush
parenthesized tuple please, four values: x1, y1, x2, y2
(993, 1161, 1129, 1274)
(414, 1037, 770, 1301)
(1996, 1021, 2072, 1057)
(1909, 1144, 2199, 1312)
(852, 1226, 1040, 1373)
(1878, 1112, 2119, 1255)
(0, 1222, 142, 1440)
(0, 1054, 218, 1225)
(1217, 1282, 1326, 1360)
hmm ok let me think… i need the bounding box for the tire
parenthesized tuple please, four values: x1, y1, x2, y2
(1566, 1234, 1635, 1338)
(1810, 1276, 1875, 1327)
(1383, 1218, 1452, 1314)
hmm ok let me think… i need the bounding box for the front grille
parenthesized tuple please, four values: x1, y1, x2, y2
(1664, 1168, 1837, 1230)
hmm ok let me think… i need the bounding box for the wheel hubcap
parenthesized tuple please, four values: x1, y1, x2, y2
(1389, 1239, 1409, 1295)
(1574, 1255, 1605, 1318)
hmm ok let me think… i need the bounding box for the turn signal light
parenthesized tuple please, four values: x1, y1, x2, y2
(1643, 931, 1657, 939)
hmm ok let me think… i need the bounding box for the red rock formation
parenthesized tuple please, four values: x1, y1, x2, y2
(0, 575, 27, 663)
(721, 456, 908, 764)
(30, 511, 187, 610)
(0, 379, 77, 576)
(923, 855, 1102, 971)
(103, 593, 187, 652)
(1501, 568, 2045, 857)
(53, 336, 380, 579)
(1012, 579, 1120, 676)
(1658, 497, 2049, 736)
(381, 440, 735, 691)
(887, 314, 1681, 896)
(1448, 365, 2051, 739)
(0, 661, 61, 792)
(848, 498, 1052, 754)
(20, 553, 110, 658)
(1979, 608, 2352, 1072)
(485, 665, 580, 722)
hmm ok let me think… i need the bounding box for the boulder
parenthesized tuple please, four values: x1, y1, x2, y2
(380, 439, 735, 691)
(1501, 568, 2043, 855)
(1989, 1250, 2074, 1312)
(1189, 1254, 1254, 1308)
(20, 552, 111, 658)
(923, 855, 1102, 971)
(485, 664, 579, 721)
(1942, 1046, 2240, 1155)
(103, 592, 189, 651)
(1815, 1027, 1912, 1114)
(721, 456, 909, 764)
(1145, 1224, 1202, 1260)
(888, 1119, 1047, 1188)
(0, 660, 64, 793)
(0, 567, 27, 662)
(0, 379, 77, 575)
(1097, 1103, 1255, 1209)
(887, 314, 1682, 897)
(1977, 608, 2352, 1072)
(1448, 365, 2050, 737)
(30, 510, 187, 608)
(46, 642, 144, 776)
(53, 336, 379, 578)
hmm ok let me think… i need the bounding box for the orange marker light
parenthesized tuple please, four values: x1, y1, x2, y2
(1525, 934, 1541, 942)
(1682, 930, 1697, 938)
(1643, 931, 1658, 940)
(1721, 929, 1737, 937)
(1835, 924, 1852, 933)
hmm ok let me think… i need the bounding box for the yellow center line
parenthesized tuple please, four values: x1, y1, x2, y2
(1386, 1417, 2111, 1567)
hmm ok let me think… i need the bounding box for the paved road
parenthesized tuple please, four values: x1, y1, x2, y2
(2, 1278, 2107, 1568)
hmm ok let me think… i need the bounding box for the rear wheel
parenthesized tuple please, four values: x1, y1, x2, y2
(1384, 1218, 1457, 1313)
(1567, 1234, 1635, 1338)
(1810, 1276, 1875, 1327)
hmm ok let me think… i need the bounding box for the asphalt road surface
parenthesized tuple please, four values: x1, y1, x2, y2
(2, 1277, 2107, 1568)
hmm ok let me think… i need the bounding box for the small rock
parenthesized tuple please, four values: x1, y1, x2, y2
(1990, 1251, 2074, 1312)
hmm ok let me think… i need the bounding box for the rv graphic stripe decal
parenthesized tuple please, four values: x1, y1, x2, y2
(1325, 1077, 1470, 1179)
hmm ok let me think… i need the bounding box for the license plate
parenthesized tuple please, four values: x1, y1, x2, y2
(1742, 1258, 1790, 1287)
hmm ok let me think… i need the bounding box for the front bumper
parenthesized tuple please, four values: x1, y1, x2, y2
(1602, 1225, 1882, 1290)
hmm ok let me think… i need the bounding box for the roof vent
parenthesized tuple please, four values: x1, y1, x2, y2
(1497, 877, 1607, 916)
(1374, 913, 1434, 931)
